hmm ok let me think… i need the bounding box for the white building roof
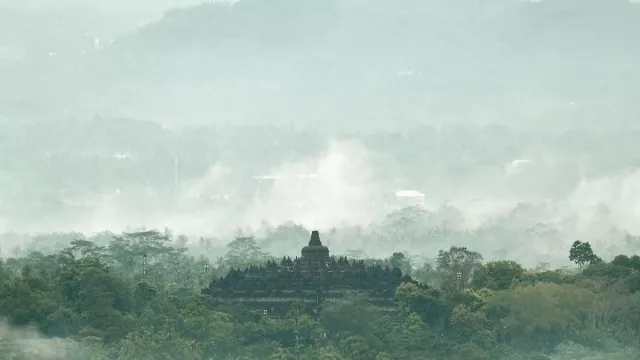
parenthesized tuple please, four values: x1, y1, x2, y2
(394, 190, 425, 198)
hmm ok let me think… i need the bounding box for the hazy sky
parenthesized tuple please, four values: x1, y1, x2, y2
(2, 0, 639, 129)
(1, 0, 640, 267)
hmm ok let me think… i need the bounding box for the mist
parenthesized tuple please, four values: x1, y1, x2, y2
(2, 0, 639, 128)
(0, 320, 100, 360)
(2, 125, 640, 268)
(1, 2, 640, 357)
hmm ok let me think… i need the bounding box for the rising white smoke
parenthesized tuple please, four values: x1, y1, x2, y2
(2, 140, 640, 267)
(17, 138, 383, 237)
(0, 320, 100, 360)
(240, 139, 381, 230)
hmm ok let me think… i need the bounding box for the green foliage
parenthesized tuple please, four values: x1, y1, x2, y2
(222, 236, 270, 270)
(550, 341, 640, 360)
(436, 246, 483, 294)
(395, 282, 447, 328)
(569, 241, 602, 268)
(472, 261, 525, 290)
(0, 229, 639, 360)
(452, 342, 491, 360)
(388, 252, 413, 276)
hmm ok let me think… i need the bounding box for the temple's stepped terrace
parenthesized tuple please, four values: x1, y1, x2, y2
(202, 231, 417, 314)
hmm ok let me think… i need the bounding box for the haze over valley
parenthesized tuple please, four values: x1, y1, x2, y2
(2, 0, 639, 128)
(2, 0, 640, 265)
(1, 2, 640, 359)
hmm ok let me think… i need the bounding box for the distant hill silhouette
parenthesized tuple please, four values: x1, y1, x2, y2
(3, 0, 639, 127)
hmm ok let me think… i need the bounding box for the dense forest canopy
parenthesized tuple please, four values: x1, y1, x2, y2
(0, 229, 639, 359)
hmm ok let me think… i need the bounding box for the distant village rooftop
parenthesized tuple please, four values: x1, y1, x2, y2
(394, 190, 425, 198)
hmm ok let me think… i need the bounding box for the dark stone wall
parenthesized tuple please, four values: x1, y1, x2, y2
(202, 255, 417, 315)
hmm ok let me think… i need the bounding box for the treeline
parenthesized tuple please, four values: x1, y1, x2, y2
(6, 117, 640, 216)
(5, 117, 640, 204)
(0, 230, 639, 359)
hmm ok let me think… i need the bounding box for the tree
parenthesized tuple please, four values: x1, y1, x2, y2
(391, 312, 432, 352)
(320, 293, 380, 338)
(448, 304, 493, 347)
(569, 241, 601, 269)
(611, 255, 632, 268)
(436, 246, 483, 294)
(387, 252, 412, 276)
(0, 258, 7, 285)
(471, 260, 524, 290)
(3, 226, 640, 359)
(452, 342, 491, 360)
(267, 347, 296, 360)
(107, 230, 173, 275)
(67, 239, 106, 260)
(339, 335, 374, 360)
(116, 327, 202, 360)
(263, 222, 310, 253)
(485, 283, 595, 352)
(395, 283, 447, 328)
(412, 261, 437, 286)
(222, 237, 269, 270)
(380, 206, 431, 246)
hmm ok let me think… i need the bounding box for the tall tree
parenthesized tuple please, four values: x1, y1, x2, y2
(569, 241, 601, 269)
(471, 260, 524, 291)
(436, 246, 483, 294)
(223, 237, 269, 270)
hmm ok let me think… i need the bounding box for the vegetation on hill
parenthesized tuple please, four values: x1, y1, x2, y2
(0, 229, 638, 359)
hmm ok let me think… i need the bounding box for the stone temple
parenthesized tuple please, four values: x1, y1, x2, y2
(202, 230, 417, 315)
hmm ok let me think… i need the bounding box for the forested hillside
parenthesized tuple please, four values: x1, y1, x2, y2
(3, 0, 639, 127)
(95, 0, 640, 128)
(0, 229, 639, 359)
